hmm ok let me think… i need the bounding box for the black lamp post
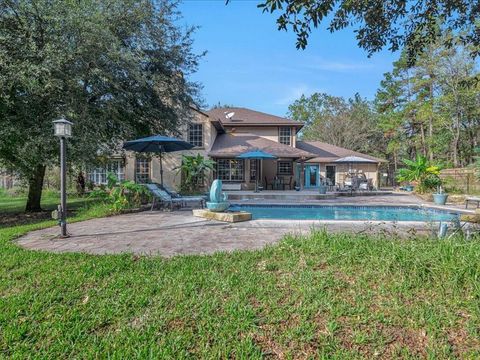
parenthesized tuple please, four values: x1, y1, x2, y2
(53, 117, 73, 238)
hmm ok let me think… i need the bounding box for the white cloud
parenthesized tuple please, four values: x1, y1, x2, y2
(271, 56, 375, 74)
(306, 58, 374, 72)
(274, 85, 321, 106)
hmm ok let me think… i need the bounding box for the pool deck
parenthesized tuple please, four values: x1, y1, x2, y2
(16, 193, 477, 257)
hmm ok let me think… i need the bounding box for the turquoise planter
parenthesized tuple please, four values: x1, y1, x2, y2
(432, 193, 448, 205)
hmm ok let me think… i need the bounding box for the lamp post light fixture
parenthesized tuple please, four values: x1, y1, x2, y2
(53, 117, 73, 238)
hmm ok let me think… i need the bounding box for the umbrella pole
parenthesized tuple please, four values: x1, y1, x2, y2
(159, 152, 164, 186)
(255, 159, 258, 193)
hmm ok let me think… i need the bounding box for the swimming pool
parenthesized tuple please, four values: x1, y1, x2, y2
(228, 204, 459, 222)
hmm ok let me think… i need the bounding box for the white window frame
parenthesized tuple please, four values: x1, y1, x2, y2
(277, 161, 293, 176)
(135, 157, 151, 184)
(188, 123, 203, 148)
(87, 160, 125, 185)
(216, 159, 244, 182)
(249, 159, 257, 181)
(279, 127, 292, 146)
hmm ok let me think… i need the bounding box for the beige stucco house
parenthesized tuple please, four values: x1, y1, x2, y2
(87, 107, 385, 191)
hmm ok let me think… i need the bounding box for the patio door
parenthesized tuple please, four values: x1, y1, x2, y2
(305, 165, 319, 188)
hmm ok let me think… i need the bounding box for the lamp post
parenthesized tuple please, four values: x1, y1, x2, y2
(53, 117, 73, 238)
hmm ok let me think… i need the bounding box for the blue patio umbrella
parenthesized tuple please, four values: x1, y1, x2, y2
(237, 150, 276, 192)
(123, 135, 194, 185)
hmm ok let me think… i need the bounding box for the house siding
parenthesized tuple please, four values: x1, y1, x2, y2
(102, 107, 382, 191)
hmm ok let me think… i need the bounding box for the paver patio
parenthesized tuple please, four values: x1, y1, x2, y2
(16, 193, 471, 257)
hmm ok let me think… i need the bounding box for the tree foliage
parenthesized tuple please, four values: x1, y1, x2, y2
(375, 40, 479, 170)
(287, 38, 479, 187)
(0, 0, 202, 211)
(256, 0, 480, 63)
(288, 93, 383, 157)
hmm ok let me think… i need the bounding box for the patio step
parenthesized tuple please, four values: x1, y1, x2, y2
(226, 192, 337, 201)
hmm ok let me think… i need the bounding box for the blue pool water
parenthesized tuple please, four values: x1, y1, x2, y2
(228, 205, 459, 222)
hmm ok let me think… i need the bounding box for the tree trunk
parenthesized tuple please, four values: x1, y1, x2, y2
(25, 164, 46, 212)
(419, 123, 427, 157)
(428, 80, 434, 162)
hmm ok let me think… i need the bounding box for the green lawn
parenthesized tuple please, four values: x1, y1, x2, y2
(1, 207, 479, 358)
(0, 190, 95, 214)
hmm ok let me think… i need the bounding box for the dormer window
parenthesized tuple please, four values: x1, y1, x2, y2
(188, 123, 203, 148)
(279, 127, 291, 145)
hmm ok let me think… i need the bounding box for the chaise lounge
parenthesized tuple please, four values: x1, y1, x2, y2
(145, 183, 206, 211)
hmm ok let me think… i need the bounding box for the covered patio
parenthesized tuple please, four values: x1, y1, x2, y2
(208, 132, 316, 191)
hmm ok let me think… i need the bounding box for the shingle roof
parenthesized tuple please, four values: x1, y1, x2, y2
(205, 107, 304, 127)
(209, 133, 316, 159)
(296, 141, 386, 163)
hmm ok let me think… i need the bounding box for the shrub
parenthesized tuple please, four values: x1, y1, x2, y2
(89, 173, 150, 213)
(177, 154, 215, 194)
(396, 155, 442, 193)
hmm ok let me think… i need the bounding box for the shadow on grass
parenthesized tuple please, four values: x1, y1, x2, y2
(0, 195, 99, 228)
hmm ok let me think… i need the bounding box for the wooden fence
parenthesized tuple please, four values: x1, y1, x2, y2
(440, 168, 480, 194)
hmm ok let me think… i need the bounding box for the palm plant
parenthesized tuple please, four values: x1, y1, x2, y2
(176, 154, 215, 193)
(397, 155, 441, 193)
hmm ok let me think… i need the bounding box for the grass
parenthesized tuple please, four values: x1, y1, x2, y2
(0, 189, 95, 214)
(1, 206, 479, 358)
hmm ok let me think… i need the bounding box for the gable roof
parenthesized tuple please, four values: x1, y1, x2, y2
(296, 141, 386, 163)
(205, 107, 304, 128)
(209, 133, 316, 159)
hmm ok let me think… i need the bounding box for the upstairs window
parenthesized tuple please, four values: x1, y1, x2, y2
(188, 123, 203, 147)
(279, 127, 292, 145)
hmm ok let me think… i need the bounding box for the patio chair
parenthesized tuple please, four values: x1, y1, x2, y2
(145, 183, 205, 211)
(283, 176, 293, 190)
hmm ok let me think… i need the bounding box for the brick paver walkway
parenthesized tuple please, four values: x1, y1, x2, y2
(16, 193, 471, 257)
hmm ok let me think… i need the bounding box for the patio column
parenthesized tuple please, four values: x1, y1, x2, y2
(299, 157, 305, 190)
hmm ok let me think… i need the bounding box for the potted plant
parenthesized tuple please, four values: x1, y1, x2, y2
(432, 185, 448, 205)
(405, 184, 414, 192)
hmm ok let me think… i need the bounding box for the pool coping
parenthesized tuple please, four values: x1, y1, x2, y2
(230, 202, 475, 215)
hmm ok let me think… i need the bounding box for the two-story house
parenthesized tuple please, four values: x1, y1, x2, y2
(87, 107, 385, 191)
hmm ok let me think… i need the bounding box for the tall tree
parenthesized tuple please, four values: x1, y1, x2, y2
(375, 40, 480, 169)
(288, 93, 383, 157)
(0, 0, 202, 211)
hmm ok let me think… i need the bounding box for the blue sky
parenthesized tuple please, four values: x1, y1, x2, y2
(179, 0, 399, 117)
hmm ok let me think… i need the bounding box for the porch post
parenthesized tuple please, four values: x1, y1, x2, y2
(299, 157, 305, 190)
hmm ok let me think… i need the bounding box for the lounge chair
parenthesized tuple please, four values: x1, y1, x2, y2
(465, 197, 480, 209)
(145, 183, 205, 211)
